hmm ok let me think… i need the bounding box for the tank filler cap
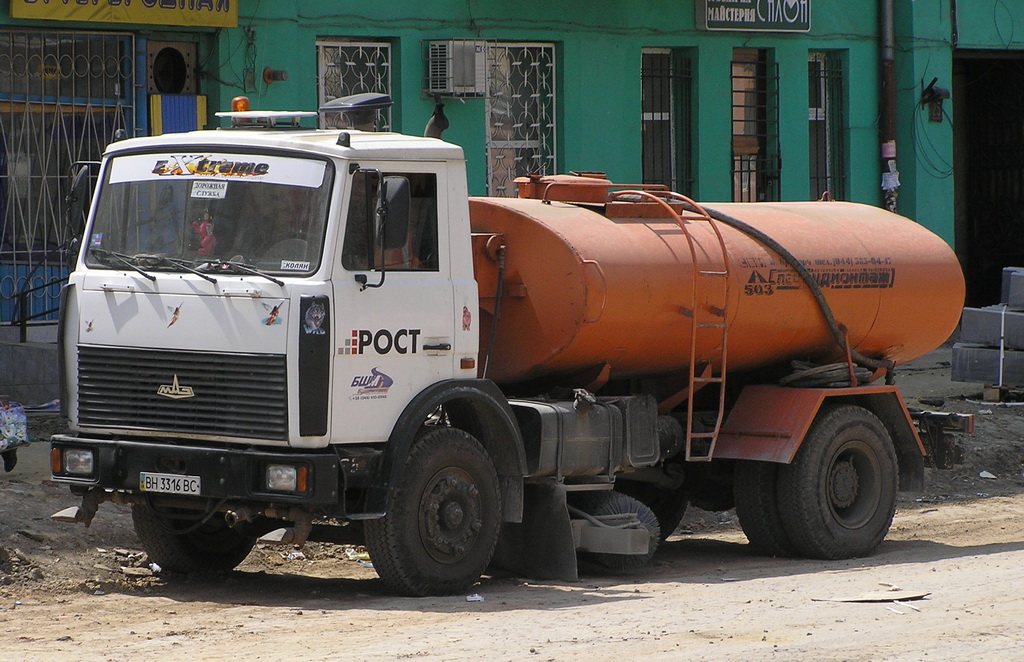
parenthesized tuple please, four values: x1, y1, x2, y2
(514, 173, 612, 204)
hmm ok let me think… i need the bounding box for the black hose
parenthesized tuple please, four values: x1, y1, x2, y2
(688, 202, 896, 383)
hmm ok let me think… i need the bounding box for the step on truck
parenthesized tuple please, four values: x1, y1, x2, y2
(50, 100, 968, 596)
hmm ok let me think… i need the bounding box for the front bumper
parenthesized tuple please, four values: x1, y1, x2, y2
(50, 434, 341, 506)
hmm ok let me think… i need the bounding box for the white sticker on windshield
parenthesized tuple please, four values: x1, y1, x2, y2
(191, 180, 228, 199)
(109, 153, 327, 188)
(280, 260, 311, 271)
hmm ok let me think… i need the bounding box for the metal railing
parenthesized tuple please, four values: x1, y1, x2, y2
(11, 273, 66, 342)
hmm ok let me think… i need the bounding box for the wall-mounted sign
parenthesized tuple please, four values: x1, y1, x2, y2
(10, 0, 237, 29)
(697, 0, 811, 32)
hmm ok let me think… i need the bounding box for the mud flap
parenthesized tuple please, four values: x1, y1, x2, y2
(490, 481, 579, 581)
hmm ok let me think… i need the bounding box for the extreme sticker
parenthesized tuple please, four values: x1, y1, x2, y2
(109, 153, 327, 188)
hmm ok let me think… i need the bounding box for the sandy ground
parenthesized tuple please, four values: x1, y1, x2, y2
(2, 347, 1024, 661)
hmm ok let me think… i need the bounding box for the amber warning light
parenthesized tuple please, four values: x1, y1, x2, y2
(231, 96, 251, 112)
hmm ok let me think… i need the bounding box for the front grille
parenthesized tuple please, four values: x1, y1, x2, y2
(78, 345, 288, 440)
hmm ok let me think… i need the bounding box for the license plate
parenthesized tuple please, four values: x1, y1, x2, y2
(139, 472, 201, 495)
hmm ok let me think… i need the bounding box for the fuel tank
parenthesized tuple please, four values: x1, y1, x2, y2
(470, 182, 964, 389)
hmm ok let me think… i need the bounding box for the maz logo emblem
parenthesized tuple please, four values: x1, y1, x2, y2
(157, 375, 196, 399)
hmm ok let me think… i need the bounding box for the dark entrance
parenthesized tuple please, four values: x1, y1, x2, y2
(953, 55, 1024, 306)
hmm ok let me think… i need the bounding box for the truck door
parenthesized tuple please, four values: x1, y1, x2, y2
(331, 165, 454, 443)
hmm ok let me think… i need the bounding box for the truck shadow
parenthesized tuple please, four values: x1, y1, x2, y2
(647, 533, 1024, 584)
(121, 533, 1024, 612)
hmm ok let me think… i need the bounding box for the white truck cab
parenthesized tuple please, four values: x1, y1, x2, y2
(65, 121, 479, 450)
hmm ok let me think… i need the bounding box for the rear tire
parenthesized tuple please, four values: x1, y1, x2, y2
(365, 428, 501, 597)
(131, 504, 255, 573)
(777, 405, 897, 559)
(734, 460, 797, 557)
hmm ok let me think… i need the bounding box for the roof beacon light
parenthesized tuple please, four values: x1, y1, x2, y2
(231, 96, 251, 112)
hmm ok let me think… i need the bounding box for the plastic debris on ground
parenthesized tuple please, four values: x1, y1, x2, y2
(343, 546, 371, 561)
(0, 401, 28, 452)
(813, 582, 930, 604)
(466, 593, 484, 602)
(979, 470, 997, 479)
(23, 399, 60, 412)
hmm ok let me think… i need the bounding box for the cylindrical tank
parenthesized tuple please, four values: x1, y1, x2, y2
(470, 193, 964, 389)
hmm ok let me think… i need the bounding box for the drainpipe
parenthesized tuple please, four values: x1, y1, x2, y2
(880, 0, 899, 213)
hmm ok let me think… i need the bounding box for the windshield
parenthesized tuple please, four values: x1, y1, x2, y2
(85, 151, 333, 275)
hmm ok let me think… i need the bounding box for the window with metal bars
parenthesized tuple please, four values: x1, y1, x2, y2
(809, 51, 846, 200)
(0, 30, 137, 323)
(641, 49, 694, 195)
(485, 43, 556, 197)
(315, 40, 392, 131)
(731, 48, 780, 202)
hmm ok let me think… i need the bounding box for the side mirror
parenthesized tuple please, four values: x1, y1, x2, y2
(380, 175, 411, 252)
(355, 172, 411, 291)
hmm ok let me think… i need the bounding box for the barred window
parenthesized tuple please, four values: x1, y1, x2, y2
(641, 48, 694, 195)
(316, 40, 392, 131)
(485, 43, 556, 197)
(809, 51, 846, 200)
(731, 48, 780, 202)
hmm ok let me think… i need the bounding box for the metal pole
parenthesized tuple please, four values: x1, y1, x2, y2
(880, 0, 899, 213)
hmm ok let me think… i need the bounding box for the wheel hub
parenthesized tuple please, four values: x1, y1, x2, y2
(829, 459, 859, 509)
(420, 470, 482, 563)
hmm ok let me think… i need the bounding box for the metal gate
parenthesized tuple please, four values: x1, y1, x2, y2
(485, 43, 556, 197)
(0, 30, 137, 324)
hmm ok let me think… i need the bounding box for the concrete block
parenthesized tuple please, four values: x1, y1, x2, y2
(960, 306, 1024, 350)
(1008, 271, 1024, 309)
(952, 343, 1024, 386)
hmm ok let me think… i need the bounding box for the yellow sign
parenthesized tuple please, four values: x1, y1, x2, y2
(10, 0, 237, 29)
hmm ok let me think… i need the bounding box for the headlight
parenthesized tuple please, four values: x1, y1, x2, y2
(62, 448, 95, 476)
(266, 464, 308, 493)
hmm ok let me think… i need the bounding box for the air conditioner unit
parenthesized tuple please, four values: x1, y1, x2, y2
(427, 40, 487, 97)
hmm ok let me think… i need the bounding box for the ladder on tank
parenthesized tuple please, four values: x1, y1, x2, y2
(609, 190, 731, 462)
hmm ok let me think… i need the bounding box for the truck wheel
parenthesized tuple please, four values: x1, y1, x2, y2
(365, 428, 501, 597)
(572, 491, 660, 573)
(131, 504, 256, 573)
(733, 460, 797, 557)
(777, 405, 897, 559)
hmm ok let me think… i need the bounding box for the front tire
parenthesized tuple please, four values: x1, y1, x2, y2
(777, 405, 897, 559)
(131, 504, 256, 573)
(365, 428, 501, 596)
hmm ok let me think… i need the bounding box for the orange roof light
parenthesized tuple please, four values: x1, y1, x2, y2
(231, 96, 251, 112)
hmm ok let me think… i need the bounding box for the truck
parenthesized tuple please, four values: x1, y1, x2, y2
(49, 102, 966, 596)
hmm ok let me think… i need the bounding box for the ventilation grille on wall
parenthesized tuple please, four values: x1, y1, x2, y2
(427, 40, 488, 97)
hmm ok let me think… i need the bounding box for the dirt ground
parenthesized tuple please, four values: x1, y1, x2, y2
(2, 346, 1024, 661)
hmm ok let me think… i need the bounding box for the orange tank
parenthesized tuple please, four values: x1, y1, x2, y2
(470, 184, 964, 390)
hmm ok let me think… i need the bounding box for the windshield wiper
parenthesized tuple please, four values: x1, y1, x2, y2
(137, 254, 218, 284)
(90, 248, 156, 282)
(197, 258, 284, 286)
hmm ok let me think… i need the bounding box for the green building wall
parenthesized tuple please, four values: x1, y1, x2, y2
(224, 2, 888, 205)
(3, 0, 1022, 248)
